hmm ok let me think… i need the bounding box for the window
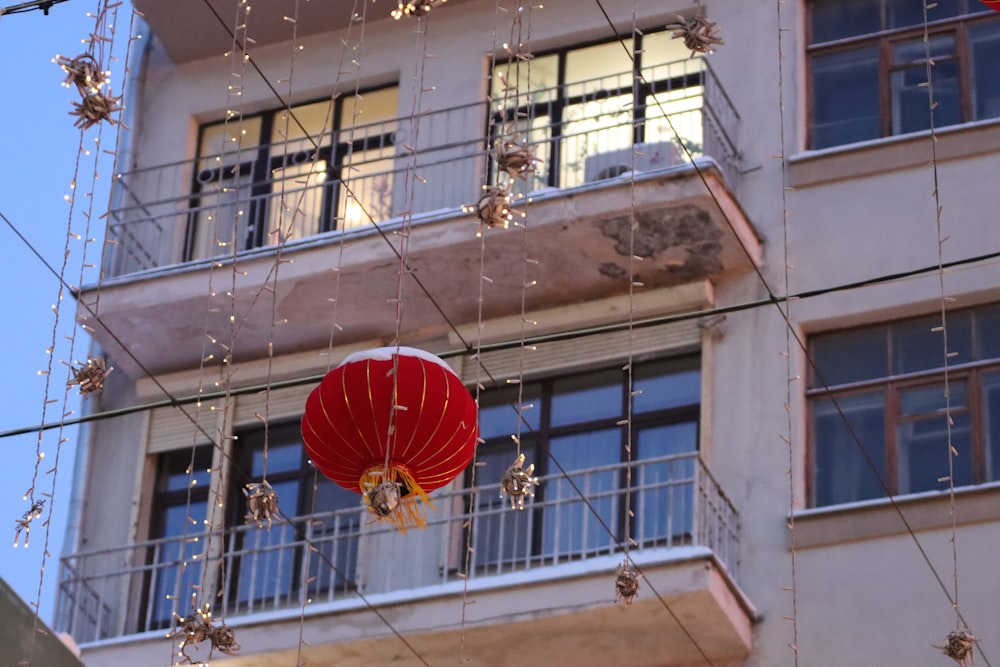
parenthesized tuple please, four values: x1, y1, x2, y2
(807, 0, 1000, 149)
(225, 423, 360, 613)
(143, 446, 212, 628)
(808, 304, 1000, 507)
(470, 356, 701, 570)
(145, 424, 361, 625)
(491, 31, 704, 191)
(187, 85, 398, 261)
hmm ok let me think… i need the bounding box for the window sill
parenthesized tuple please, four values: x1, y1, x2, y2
(790, 482, 1000, 550)
(788, 118, 1000, 189)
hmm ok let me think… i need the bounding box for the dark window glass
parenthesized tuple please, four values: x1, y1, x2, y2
(813, 392, 886, 506)
(970, 20, 1000, 119)
(146, 446, 212, 629)
(551, 369, 621, 426)
(810, 304, 1000, 506)
(981, 371, 1000, 481)
(811, 0, 881, 43)
(811, 47, 881, 148)
(811, 324, 887, 386)
(890, 37, 960, 135)
(891, 311, 972, 374)
(472, 355, 700, 567)
(808, 2, 999, 148)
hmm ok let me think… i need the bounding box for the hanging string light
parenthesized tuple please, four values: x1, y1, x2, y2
(391, 0, 446, 20)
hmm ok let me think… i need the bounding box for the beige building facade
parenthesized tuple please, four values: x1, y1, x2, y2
(57, 1, 1000, 666)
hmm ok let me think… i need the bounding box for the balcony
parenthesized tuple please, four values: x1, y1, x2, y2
(56, 454, 754, 665)
(86, 59, 757, 377)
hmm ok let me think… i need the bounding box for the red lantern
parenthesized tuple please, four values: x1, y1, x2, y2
(301, 346, 478, 529)
(982, 0, 1000, 10)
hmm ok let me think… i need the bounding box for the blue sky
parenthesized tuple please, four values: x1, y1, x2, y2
(0, 2, 124, 623)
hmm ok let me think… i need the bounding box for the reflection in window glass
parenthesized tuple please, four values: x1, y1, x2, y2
(811, 0, 881, 43)
(543, 429, 620, 557)
(634, 365, 700, 412)
(812, 325, 887, 387)
(891, 312, 971, 375)
(897, 412, 972, 494)
(813, 392, 886, 506)
(812, 46, 880, 148)
(636, 422, 697, 542)
(338, 86, 399, 127)
(565, 41, 633, 86)
(982, 372, 1000, 482)
(890, 38, 959, 135)
(970, 21, 1000, 120)
(550, 369, 621, 427)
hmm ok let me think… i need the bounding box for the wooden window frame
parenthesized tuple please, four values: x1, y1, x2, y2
(805, 1, 999, 149)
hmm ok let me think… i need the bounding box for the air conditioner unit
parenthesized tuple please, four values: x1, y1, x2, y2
(583, 141, 680, 182)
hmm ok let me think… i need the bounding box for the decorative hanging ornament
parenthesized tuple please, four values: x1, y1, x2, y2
(665, 14, 724, 57)
(934, 630, 978, 667)
(980, 0, 1000, 11)
(615, 561, 640, 605)
(170, 604, 241, 663)
(243, 481, 279, 530)
(500, 453, 539, 510)
(301, 347, 479, 531)
(67, 356, 113, 398)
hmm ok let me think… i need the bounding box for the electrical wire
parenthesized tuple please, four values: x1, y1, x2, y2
(4, 217, 997, 442)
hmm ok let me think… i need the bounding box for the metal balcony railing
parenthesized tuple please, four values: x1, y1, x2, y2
(55, 453, 738, 645)
(102, 58, 739, 278)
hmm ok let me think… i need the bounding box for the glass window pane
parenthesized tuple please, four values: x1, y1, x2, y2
(471, 443, 537, 568)
(897, 412, 972, 494)
(150, 502, 207, 626)
(249, 440, 301, 476)
(644, 88, 703, 164)
(338, 86, 399, 127)
(981, 371, 1000, 482)
(811, 46, 881, 148)
(478, 385, 541, 439)
(272, 99, 334, 148)
(338, 145, 395, 228)
(158, 447, 212, 492)
(635, 423, 697, 544)
(812, 392, 886, 506)
(975, 304, 1000, 360)
(543, 429, 620, 557)
(970, 20, 1000, 121)
(197, 117, 263, 171)
(491, 53, 558, 106)
(550, 369, 622, 426)
(811, 325, 888, 387)
(899, 382, 967, 417)
(890, 37, 960, 135)
(634, 363, 700, 412)
(810, 0, 881, 43)
(565, 40, 634, 87)
(887, 0, 960, 30)
(892, 312, 972, 374)
(641, 30, 698, 68)
(561, 95, 634, 187)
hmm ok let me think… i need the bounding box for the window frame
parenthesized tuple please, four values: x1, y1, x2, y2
(224, 421, 361, 608)
(490, 29, 706, 190)
(185, 82, 399, 258)
(469, 354, 702, 568)
(805, 1, 999, 149)
(807, 306, 1000, 507)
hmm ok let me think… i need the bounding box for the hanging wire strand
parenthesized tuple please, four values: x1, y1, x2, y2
(773, 0, 800, 661)
(921, 0, 964, 639)
(4, 233, 1000, 441)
